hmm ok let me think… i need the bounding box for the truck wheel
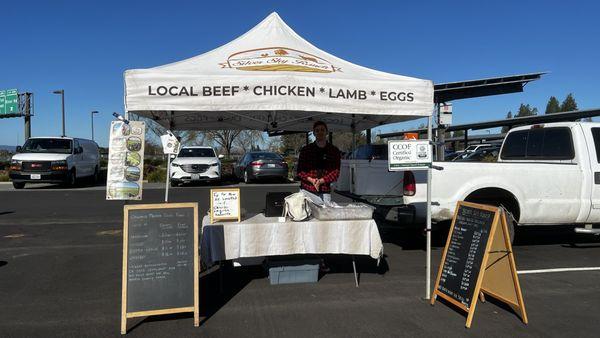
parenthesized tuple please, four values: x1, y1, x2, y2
(93, 166, 99, 183)
(66, 170, 77, 187)
(13, 182, 25, 189)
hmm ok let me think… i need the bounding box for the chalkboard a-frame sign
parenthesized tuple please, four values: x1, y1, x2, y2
(121, 203, 199, 334)
(430, 201, 528, 328)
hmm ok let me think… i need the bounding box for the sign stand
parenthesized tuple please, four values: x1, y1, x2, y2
(430, 201, 527, 328)
(160, 131, 181, 203)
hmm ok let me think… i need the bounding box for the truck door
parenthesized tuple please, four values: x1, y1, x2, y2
(583, 126, 600, 223)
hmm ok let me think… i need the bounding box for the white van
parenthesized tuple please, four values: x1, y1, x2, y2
(9, 137, 100, 189)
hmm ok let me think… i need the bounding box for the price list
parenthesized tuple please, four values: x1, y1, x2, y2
(126, 207, 195, 312)
(438, 205, 493, 308)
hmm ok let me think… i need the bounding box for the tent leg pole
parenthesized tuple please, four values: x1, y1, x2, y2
(426, 114, 433, 300)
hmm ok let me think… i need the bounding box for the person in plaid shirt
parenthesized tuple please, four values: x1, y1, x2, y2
(297, 121, 341, 203)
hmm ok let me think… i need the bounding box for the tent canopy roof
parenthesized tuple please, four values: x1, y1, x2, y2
(124, 12, 433, 132)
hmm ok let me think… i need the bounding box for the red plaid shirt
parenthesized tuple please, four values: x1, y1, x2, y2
(297, 142, 341, 193)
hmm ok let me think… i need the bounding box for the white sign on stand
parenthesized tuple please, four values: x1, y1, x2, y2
(439, 103, 453, 125)
(387, 139, 432, 171)
(160, 132, 180, 155)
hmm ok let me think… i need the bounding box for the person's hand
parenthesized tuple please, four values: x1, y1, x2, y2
(314, 178, 324, 191)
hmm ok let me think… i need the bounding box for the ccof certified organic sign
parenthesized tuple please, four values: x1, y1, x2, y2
(388, 140, 432, 171)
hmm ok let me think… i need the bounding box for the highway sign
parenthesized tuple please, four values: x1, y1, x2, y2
(0, 89, 19, 115)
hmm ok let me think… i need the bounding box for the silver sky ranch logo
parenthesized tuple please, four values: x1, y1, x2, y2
(220, 47, 341, 73)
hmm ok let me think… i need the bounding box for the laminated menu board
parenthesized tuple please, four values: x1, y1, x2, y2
(121, 203, 199, 334)
(430, 201, 527, 328)
(210, 188, 240, 223)
(107, 120, 145, 200)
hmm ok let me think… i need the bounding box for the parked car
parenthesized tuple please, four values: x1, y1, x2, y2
(9, 137, 100, 189)
(452, 146, 500, 162)
(234, 151, 288, 183)
(170, 146, 222, 186)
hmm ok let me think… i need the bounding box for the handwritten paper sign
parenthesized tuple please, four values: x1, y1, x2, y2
(210, 188, 241, 223)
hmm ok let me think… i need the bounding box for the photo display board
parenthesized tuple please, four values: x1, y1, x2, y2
(210, 188, 241, 223)
(107, 120, 145, 200)
(121, 203, 199, 334)
(431, 201, 528, 328)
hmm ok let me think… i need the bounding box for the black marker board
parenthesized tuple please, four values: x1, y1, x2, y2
(436, 204, 494, 308)
(121, 203, 199, 334)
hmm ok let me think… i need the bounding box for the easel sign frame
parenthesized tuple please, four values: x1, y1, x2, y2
(210, 188, 241, 224)
(430, 201, 528, 328)
(121, 203, 199, 334)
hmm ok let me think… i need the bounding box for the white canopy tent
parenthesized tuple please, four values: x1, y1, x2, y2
(124, 12, 433, 132)
(124, 12, 435, 298)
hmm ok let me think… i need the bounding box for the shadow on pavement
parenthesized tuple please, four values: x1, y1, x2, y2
(0, 261, 7, 268)
(198, 263, 260, 325)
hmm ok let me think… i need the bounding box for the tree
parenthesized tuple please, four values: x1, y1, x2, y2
(501, 111, 513, 133)
(331, 131, 367, 153)
(545, 96, 561, 114)
(279, 133, 307, 155)
(515, 104, 538, 118)
(205, 130, 242, 158)
(235, 130, 265, 153)
(452, 130, 465, 138)
(560, 93, 578, 112)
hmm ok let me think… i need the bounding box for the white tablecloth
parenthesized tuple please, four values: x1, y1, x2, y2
(200, 214, 383, 266)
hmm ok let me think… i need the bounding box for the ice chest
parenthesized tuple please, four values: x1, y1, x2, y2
(268, 259, 320, 285)
(309, 202, 375, 221)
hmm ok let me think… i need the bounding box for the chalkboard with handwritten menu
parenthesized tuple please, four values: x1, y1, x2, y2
(210, 188, 241, 223)
(121, 203, 199, 333)
(436, 203, 494, 309)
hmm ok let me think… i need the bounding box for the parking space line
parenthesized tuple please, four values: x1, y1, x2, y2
(517, 267, 600, 274)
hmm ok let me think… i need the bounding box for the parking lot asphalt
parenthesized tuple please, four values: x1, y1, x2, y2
(1, 182, 599, 337)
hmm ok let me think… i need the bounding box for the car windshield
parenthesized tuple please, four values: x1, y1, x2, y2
(22, 139, 72, 154)
(250, 152, 282, 160)
(177, 148, 216, 157)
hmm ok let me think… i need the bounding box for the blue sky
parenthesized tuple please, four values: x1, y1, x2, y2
(1, 0, 599, 147)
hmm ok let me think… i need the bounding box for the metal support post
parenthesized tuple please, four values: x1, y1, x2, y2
(23, 93, 32, 140)
(426, 114, 433, 299)
(366, 128, 372, 144)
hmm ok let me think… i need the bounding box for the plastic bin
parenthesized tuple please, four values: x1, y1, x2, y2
(309, 202, 375, 220)
(268, 259, 320, 285)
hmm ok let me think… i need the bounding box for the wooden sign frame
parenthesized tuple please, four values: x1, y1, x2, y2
(430, 201, 528, 328)
(121, 203, 199, 334)
(210, 188, 241, 224)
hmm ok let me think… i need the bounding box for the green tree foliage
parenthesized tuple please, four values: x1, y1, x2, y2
(501, 111, 513, 133)
(545, 96, 561, 114)
(560, 93, 578, 112)
(515, 104, 538, 118)
(452, 130, 465, 138)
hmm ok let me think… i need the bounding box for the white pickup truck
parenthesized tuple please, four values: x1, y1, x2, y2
(402, 122, 600, 239)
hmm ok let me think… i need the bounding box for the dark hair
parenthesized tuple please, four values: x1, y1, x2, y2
(313, 121, 328, 131)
